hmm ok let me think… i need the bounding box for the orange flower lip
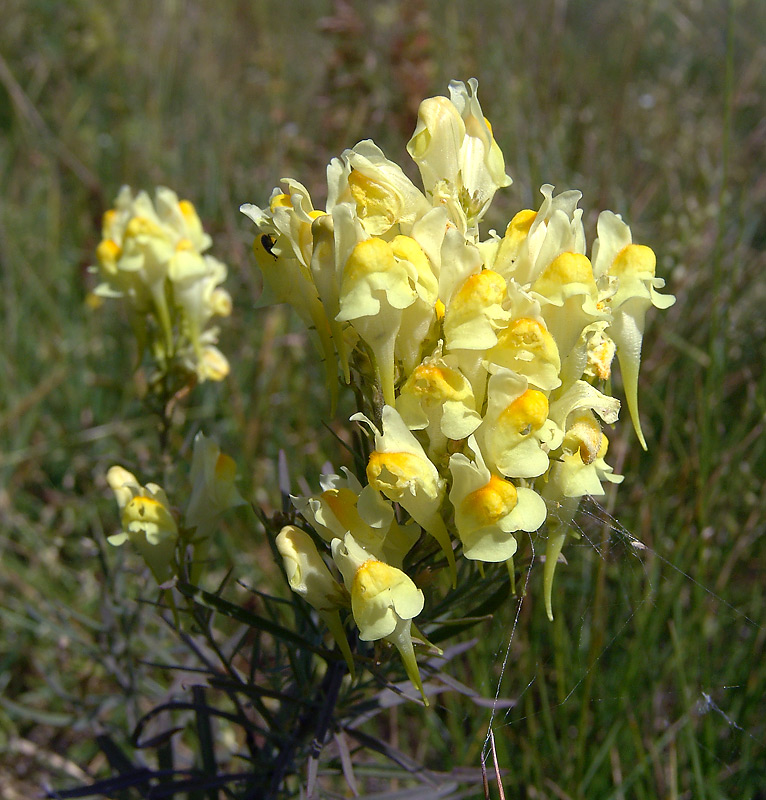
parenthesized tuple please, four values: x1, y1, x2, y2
(454, 269, 506, 307)
(408, 363, 464, 402)
(611, 243, 656, 277)
(498, 389, 549, 435)
(461, 475, 518, 527)
(367, 451, 434, 494)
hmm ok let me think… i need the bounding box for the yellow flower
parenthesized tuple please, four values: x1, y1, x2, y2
(332, 533, 427, 702)
(93, 187, 231, 382)
(485, 316, 562, 392)
(549, 412, 622, 498)
(391, 235, 440, 375)
(310, 213, 352, 387)
(407, 79, 511, 235)
(245, 208, 339, 401)
(268, 179, 323, 267)
(276, 526, 355, 676)
(156, 187, 213, 254)
(244, 207, 324, 322)
(548, 375, 622, 430)
(531, 251, 606, 361)
(538, 380, 625, 622)
(185, 433, 246, 537)
(485, 209, 538, 280)
(277, 526, 347, 612)
(500, 184, 586, 287)
(443, 269, 511, 351)
(353, 406, 456, 583)
(195, 341, 231, 382)
(476, 369, 562, 479)
(327, 140, 430, 236)
(170, 253, 232, 381)
(106, 466, 178, 584)
(592, 210, 676, 449)
(449, 436, 547, 561)
(332, 535, 424, 640)
(583, 325, 617, 381)
(541, 389, 622, 622)
(396, 350, 481, 458)
(338, 237, 418, 405)
(547, 381, 623, 498)
(293, 468, 418, 569)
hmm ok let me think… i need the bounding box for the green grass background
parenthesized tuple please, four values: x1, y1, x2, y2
(1, 0, 765, 796)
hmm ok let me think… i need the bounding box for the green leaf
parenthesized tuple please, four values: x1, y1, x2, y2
(176, 581, 332, 659)
(192, 685, 218, 800)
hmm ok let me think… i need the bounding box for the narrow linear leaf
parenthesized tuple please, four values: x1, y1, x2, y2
(334, 729, 360, 797)
(193, 685, 218, 800)
(95, 733, 137, 775)
(0, 696, 73, 727)
(344, 726, 438, 783)
(176, 581, 332, 658)
(132, 700, 243, 748)
(208, 675, 320, 708)
(46, 768, 156, 799)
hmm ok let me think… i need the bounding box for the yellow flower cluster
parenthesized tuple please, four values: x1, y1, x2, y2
(92, 187, 232, 383)
(242, 79, 675, 695)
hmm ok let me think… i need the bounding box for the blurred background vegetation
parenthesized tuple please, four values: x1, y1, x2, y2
(1, 0, 764, 797)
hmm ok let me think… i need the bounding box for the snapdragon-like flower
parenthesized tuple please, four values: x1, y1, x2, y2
(93, 187, 232, 383)
(493, 184, 586, 287)
(538, 382, 625, 619)
(327, 140, 431, 236)
(546, 381, 624, 498)
(444, 268, 511, 351)
(106, 466, 178, 584)
(407, 78, 511, 235)
(337, 236, 419, 406)
(292, 467, 419, 569)
(332, 533, 427, 702)
(396, 348, 482, 460)
(486, 316, 562, 392)
(476, 369, 562, 479)
(449, 436, 546, 561)
(243, 193, 341, 404)
(592, 211, 676, 448)
(530, 251, 606, 361)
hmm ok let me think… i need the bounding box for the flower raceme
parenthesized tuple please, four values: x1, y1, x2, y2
(242, 79, 675, 693)
(92, 187, 232, 384)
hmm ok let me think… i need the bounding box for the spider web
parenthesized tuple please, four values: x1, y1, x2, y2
(449, 494, 766, 796)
